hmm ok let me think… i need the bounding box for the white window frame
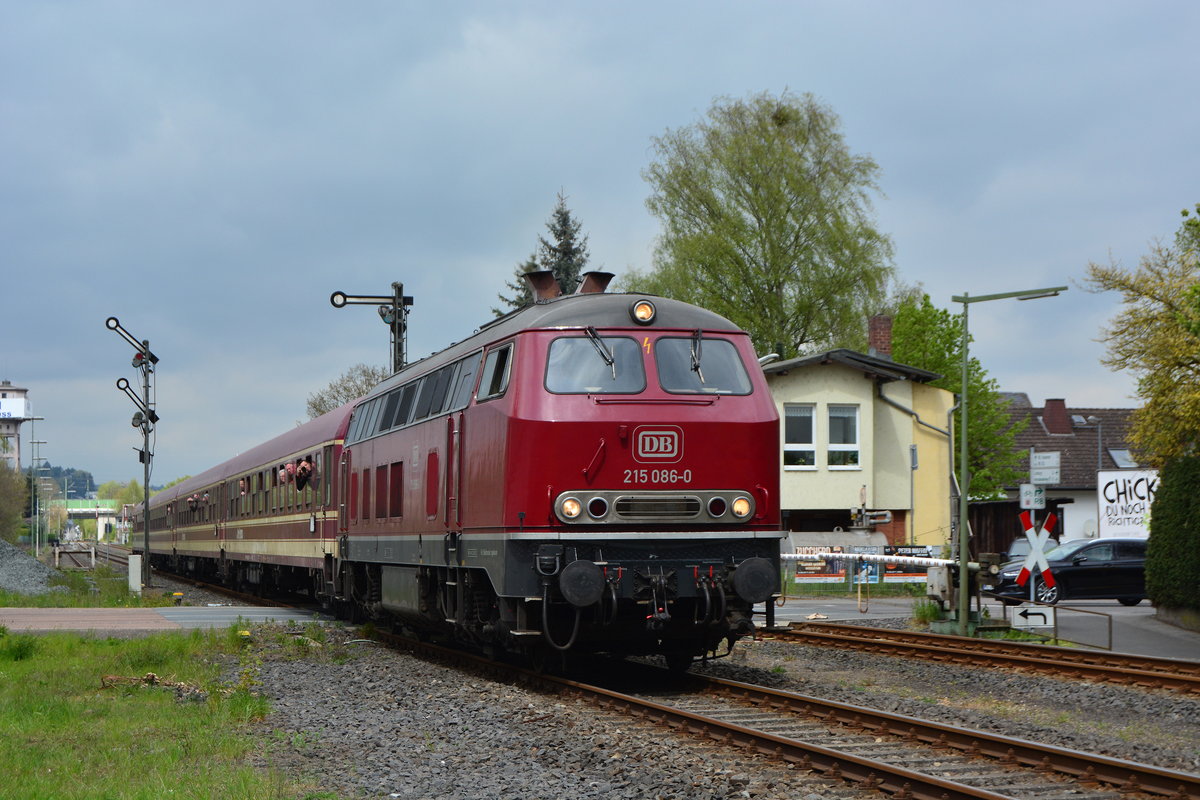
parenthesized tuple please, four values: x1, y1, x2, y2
(783, 403, 816, 470)
(827, 404, 860, 470)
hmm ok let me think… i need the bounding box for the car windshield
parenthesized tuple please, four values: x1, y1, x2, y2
(1043, 539, 1093, 561)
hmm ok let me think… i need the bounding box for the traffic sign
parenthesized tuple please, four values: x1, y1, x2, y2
(1019, 483, 1045, 510)
(1031, 452, 1060, 469)
(1030, 451, 1060, 484)
(1031, 467, 1060, 484)
(1011, 603, 1056, 630)
(1015, 510, 1057, 589)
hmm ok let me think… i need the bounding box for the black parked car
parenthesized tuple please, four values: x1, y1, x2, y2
(985, 537, 1148, 606)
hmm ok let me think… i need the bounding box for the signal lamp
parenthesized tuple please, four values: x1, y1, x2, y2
(707, 497, 728, 518)
(587, 497, 609, 519)
(132, 351, 148, 369)
(731, 496, 752, 519)
(377, 305, 397, 325)
(131, 411, 145, 428)
(629, 299, 657, 325)
(561, 497, 583, 519)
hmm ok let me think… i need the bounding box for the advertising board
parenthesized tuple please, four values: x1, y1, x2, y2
(0, 397, 28, 419)
(1097, 469, 1157, 538)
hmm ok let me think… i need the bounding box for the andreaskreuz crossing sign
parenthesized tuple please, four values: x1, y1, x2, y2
(1015, 510, 1057, 590)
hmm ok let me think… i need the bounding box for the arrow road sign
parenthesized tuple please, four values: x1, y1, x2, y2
(1015, 510, 1057, 589)
(1012, 603, 1056, 630)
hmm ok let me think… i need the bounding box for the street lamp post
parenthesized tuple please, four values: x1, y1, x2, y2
(950, 286, 1067, 636)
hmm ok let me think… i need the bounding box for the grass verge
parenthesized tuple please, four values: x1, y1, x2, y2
(0, 623, 302, 799)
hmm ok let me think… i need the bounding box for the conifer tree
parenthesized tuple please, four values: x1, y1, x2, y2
(495, 192, 591, 314)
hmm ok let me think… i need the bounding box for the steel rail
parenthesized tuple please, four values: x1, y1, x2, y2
(365, 629, 1199, 800)
(697, 674, 1200, 800)
(772, 623, 1200, 694)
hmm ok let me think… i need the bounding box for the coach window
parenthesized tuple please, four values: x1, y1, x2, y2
(783, 404, 816, 469)
(828, 405, 860, 469)
(426, 363, 458, 417)
(389, 461, 403, 517)
(655, 336, 751, 395)
(346, 407, 365, 443)
(320, 448, 331, 507)
(379, 389, 402, 434)
(410, 371, 439, 419)
(375, 465, 388, 518)
(448, 351, 482, 411)
(477, 343, 513, 402)
(545, 336, 645, 394)
(360, 468, 371, 521)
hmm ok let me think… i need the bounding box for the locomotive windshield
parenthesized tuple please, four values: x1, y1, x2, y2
(656, 336, 752, 394)
(545, 336, 646, 394)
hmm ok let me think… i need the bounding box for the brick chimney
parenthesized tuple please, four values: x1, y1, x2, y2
(1043, 398, 1072, 434)
(868, 315, 893, 359)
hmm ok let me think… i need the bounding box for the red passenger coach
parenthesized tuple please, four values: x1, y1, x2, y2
(144, 271, 783, 669)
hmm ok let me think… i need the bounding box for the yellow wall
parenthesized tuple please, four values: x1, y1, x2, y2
(766, 363, 953, 549)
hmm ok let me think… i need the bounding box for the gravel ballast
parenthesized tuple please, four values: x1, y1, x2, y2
(239, 623, 1199, 799)
(4, 542, 1196, 797)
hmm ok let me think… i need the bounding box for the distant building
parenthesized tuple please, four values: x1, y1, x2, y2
(968, 395, 1142, 556)
(0, 380, 32, 471)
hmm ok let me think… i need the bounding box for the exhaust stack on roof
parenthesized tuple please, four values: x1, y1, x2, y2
(524, 270, 563, 301)
(575, 271, 615, 294)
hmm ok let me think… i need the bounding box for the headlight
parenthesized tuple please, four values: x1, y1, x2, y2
(629, 299, 656, 325)
(561, 497, 583, 519)
(731, 496, 752, 519)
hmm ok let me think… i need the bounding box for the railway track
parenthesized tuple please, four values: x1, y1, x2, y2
(769, 622, 1200, 695)
(368, 630, 1200, 800)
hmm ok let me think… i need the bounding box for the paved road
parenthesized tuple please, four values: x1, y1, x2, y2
(0, 605, 330, 634)
(767, 595, 1200, 661)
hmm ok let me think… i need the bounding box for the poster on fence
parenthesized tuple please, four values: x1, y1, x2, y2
(792, 545, 847, 583)
(881, 545, 934, 583)
(792, 544, 935, 585)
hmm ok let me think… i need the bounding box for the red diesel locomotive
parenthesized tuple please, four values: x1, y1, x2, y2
(142, 271, 783, 668)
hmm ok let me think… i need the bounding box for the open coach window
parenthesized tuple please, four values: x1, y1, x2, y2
(655, 336, 752, 395)
(545, 335, 645, 394)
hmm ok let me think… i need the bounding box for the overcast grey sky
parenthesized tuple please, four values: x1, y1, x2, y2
(3, 2, 1197, 485)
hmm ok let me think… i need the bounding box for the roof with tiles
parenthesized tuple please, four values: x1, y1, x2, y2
(1003, 397, 1139, 490)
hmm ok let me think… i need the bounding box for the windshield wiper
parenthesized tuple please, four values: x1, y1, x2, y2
(690, 329, 706, 384)
(586, 326, 616, 380)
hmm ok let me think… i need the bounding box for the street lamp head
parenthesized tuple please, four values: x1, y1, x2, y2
(1017, 290, 1061, 301)
(1086, 415, 1100, 425)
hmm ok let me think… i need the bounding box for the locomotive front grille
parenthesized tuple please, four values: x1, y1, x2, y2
(553, 489, 755, 525)
(613, 496, 701, 519)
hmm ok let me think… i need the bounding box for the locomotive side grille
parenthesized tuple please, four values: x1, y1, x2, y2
(614, 496, 701, 519)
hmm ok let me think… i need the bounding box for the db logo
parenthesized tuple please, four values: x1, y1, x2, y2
(634, 426, 682, 463)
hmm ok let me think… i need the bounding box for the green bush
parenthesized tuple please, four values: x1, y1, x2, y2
(1146, 456, 1200, 610)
